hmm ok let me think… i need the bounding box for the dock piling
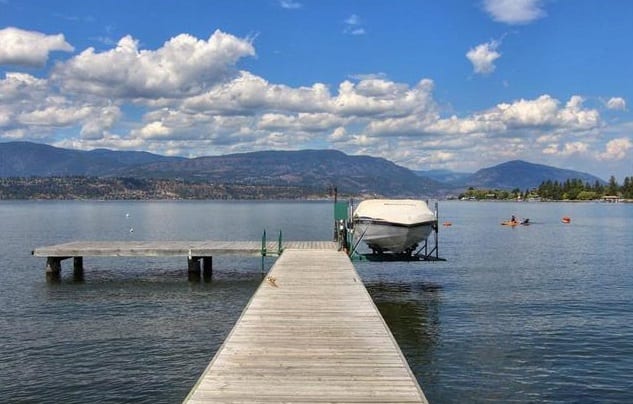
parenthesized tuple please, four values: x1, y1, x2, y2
(46, 257, 62, 273)
(202, 257, 213, 281)
(46, 257, 63, 282)
(73, 257, 84, 281)
(187, 257, 201, 282)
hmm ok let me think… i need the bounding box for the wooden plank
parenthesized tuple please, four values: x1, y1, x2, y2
(184, 249, 427, 403)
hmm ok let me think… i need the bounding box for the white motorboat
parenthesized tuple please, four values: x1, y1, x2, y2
(352, 199, 437, 254)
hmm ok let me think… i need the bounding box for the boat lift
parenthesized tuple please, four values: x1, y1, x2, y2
(333, 196, 446, 262)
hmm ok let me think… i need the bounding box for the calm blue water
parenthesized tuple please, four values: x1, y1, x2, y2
(1, 200, 632, 403)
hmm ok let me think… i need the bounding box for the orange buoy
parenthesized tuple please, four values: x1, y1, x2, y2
(561, 216, 571, 224)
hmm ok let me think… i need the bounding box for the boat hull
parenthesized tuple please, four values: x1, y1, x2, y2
(352, 199, 437, 254)
(353, 220, 435, 253)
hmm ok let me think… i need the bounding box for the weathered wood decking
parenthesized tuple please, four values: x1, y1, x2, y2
(184, 249, 428, 403)
(32, 240, 338, 280)
(32, 240, 337, 257)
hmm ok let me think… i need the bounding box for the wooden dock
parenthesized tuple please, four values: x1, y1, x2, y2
(32, 240, 336, 258)
(184, 248, 428, 403)
(32, 240, 337, 281)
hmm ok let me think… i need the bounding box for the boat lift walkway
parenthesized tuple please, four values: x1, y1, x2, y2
(184, 248, 428, 403)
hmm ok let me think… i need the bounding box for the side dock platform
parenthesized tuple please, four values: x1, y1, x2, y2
(184, 248, 428, 403)
(32, 240, 337, 280)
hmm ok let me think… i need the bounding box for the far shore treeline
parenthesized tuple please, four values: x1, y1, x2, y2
(459, 176, 633, 201)
(1, 175, 632, 201)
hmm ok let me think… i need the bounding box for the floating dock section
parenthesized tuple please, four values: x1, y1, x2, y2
(184, 248, 428, 403)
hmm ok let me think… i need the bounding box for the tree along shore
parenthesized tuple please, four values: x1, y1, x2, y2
(460, 176, 633, 201)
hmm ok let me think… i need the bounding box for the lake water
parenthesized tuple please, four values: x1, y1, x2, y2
(1, 200, 632, 403)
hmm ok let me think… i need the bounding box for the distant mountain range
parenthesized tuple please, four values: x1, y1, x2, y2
(0, 141, 184, 177)
(415, 169, 471, 184)
(0, 141, 605, 197)
(417, 160, 605, 191)
(114, 149, 445, 197)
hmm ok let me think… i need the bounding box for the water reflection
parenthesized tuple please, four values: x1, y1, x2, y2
(365, 281, 442, 380)
(32, 265, 261, 403)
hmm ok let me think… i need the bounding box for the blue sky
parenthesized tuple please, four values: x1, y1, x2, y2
(1, 0, 631, 180)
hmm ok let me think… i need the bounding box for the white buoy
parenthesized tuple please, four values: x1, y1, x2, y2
(129, 228, 134, 233)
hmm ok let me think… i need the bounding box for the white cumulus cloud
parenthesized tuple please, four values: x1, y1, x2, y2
(336, 78, 436, 119)
(52, 30, 255, 99)
(0, 27, 74, 67)
(606, 97, 626, 111)
(135, 121, 173, 139)
(0, 72, 120, 139)
(0, 72, 49, 103)
(599, 137, 632, 160)
(329, 127, 348, 142)
(258, 112, 346, 133)
(483, 0, 546, 25)
(466, 40, 501, 75)
(371, 94, 600, 140)
(486, 95, 599, 130)
(79, 105, 122, 139)
(560, 141, 589, 156)
(183, 71, 332, 114)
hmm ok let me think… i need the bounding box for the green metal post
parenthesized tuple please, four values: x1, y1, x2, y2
(261, 229, 267, 256)
(278, 230, 283, 255)
(261, 230, 266, 273)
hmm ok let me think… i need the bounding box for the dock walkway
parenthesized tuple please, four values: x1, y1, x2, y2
(184, 248, 427, 403)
